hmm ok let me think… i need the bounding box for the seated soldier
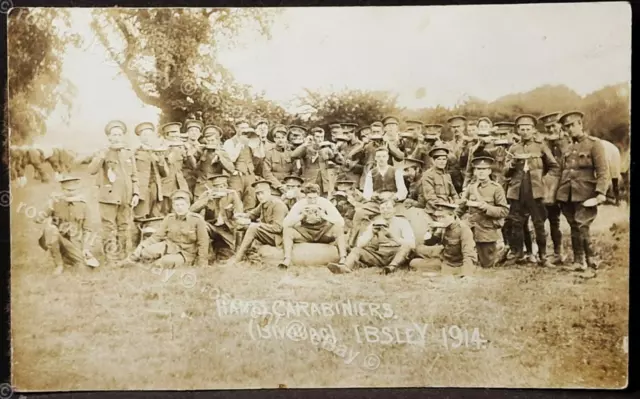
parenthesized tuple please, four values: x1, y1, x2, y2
(421, 144, 459, 218)
(190, 174, 243, 261)
(233, 180, 289, 263)
(280, 183, 347, 269)
(281, 175, 305, 210)
(456, 155, 510, 268)
(348, 147, 408, 247)
(410, 201, 478, 277)
(402, 157, 425, 208)
(330, 178, 364, 229)
(328, 199, 415, 275)
(122, 189, 209, 268)
(35, 176, 97, 275)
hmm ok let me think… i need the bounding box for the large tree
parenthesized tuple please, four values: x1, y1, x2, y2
(91, 8, 281, 134)
(6, 8, 78, 145)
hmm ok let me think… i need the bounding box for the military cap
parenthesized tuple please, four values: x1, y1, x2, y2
(467, 119, 478, 126)
(234, 119, 250, 128)
(272, 124, 288, 135)
(471, 155, 495, 168)
(288, 125, 308, 135)
(340, 122, 358, 130)
(369, 132, 385, 140)
(370, 121, 384, 128)
(207, 174, 229, 185)
(424, 123, 444, 130)
(328, 123, 342, 130)
(403, 157, 424, 169)
(514, 114, 538, 126)
(400, 131, 417, 139)
(334, 133, 350, 142)
(105, 120, 127, 135)
(336, 179, 356, 186)
(382, 116, 400, 125)
(283, 175, 304, 185)
(478, 117, 493, 126)
(160, 122, 183, 136)
(319, 141, 334, 149)
(538, 112, 563, 126)
(134, 122, 155, 136)
(241, 127, 258, 136)
(171, 189, 192, 203)
(254, 117, 268, 127)
(558, 111, 585, 126)
(184, 119, 204, 131)
(311, 127, 325, 135)
(251, 179, 273, 193)
(202, 125, 222, 137)
(494, 121, 515, 130)
(447, 115, 467, 124)
(429, 145, 450, 158)
(357, 126, 372, 134)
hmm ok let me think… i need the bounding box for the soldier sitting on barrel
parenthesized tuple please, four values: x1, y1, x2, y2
(280, 183, 347, 269)
(328, 198, 415, 276)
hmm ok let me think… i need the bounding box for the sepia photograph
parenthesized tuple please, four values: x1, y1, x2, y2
(4, 2, 631, 391)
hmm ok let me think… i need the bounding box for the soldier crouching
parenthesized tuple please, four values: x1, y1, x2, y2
(122, 190, 209, 268)
(328, 199, 415, 275)
(35, 176, 97, 274)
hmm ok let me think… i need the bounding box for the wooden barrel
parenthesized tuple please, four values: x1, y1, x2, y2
(258, 243, 340, 267)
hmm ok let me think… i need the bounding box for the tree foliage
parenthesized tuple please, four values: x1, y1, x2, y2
(91, 8, 280, 134)
(6, 8, 78, 145)
(296, 89, 402, 131)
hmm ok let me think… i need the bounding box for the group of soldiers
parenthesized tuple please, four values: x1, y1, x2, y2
(29, 111, 622, 278)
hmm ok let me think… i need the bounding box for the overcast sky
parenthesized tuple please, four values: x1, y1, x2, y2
(40, 2, 630, 150)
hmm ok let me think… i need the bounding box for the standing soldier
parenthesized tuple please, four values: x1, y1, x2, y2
(159, 122, 190, 215)
(421, 145, 459, 218)
(328, 123, 343, 142)
(253, 117, 274, 177)
(456, 155, 509, 268)
(224, 120, 259, 210)
(88, 120, 140, 263)
(504, 114, 559, 267)
(341, 122, 360, 144)
(183, 119, 205, 195)
(335, 133, 362, 184)
(446, 115, 468, 193)
(291, 126, 323, 187)
(190, 174, 243, 261)
(262, 125, 296, 194)
(316, 135, 343, 195)
(538, 112, 570, 264)
(382, 116, 401, 144)
(133, 122, 167, 225)
(35, 176, 96, 274)
(462, 117, 498, 190)
(556, 111, 608, 273)
(193, 125, 235, 199)
(123, 190, 209, 268)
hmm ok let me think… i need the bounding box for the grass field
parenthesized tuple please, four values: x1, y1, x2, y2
(9, 167, 629, 390)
